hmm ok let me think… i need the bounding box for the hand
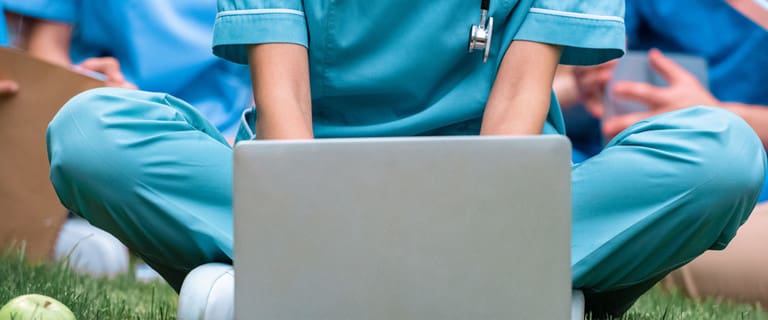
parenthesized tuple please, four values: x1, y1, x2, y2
(572, 60, 617, 119)
(0, 80, 19, 96)
(552, 66, 580, 109)
(602, 49, 719, 139)
(76, 57, 137, 89)
(612, 49, 718, 112)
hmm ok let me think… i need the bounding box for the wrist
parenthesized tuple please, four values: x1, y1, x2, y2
(718, 101, 746, 115)
(255, 108, 313, 140)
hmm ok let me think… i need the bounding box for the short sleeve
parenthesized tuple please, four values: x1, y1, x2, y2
(213, 0, 308, 65)
(3, 0, 78, 24)
(513, 0, 626, 66)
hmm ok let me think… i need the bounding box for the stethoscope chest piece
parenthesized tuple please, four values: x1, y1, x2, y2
(468, 0, 493, 63)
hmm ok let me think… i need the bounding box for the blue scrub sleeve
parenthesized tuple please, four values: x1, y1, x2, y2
(3, 0, 77, 23)
(213, 0, 308, 64)
(624, 0, 643, 48)
(0, 3, 7, 46)
(513, 0, 626, 66)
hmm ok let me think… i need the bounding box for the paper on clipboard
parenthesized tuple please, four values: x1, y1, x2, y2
(0, 47, 105, 261)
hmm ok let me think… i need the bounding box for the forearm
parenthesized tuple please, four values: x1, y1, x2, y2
(481, 41, 562, 135)
(248, 44, 313, 140)
(721, 102, 768, 148)
(25, 19, 72, 66)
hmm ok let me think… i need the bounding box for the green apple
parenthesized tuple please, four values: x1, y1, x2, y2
(0, 294, 75, 320)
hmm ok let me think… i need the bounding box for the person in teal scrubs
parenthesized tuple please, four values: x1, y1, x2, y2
(5, 0, 253, 137)
(46, 0, 766, 316)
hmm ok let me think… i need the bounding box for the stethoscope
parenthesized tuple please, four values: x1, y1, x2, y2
(468, 0, 493, 63)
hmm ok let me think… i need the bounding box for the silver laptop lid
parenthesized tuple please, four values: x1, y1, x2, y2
(234, 136, 571, 319)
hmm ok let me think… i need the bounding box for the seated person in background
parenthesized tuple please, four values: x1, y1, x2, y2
(572, 0, 768, 307)
(10, 16, 135, 88)
(4, 5, 133, 88)
(5, 0, 254, 138)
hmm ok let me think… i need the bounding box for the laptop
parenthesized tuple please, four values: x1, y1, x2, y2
(233, 136, 572, 319)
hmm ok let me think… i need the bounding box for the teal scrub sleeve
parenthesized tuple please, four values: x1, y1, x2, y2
(213, 0, 308, 64)
(3, 0, 77, 23)
(513, 0, 626, 66)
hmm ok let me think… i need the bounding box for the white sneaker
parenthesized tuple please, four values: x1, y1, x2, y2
(54, 218, 130, 277)
(572, 290, 585, 320)
(135, 263, 163, 282)
(178, 263, 234, 320)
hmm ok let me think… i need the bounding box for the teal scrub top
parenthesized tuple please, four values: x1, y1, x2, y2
(5, 0, 254, 137)
(213, 0, 626, 138)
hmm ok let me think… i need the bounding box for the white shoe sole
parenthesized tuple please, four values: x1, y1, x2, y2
(572, 290, 585, 320)
(178, 263, 234, 320)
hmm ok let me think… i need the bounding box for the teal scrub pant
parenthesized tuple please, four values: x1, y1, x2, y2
(47, 88, 766, 313)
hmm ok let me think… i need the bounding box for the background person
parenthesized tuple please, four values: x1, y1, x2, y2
(5, 0, 254, 138)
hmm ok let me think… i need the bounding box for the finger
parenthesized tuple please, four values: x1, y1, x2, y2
(582, 93, 604, 119)
(106, 80, 138, 90)
(574, 59, 617, 75)
(79, 57, 125, 82)
(582, 67, 613, 90)
(595, 59, 618, 79)
(602, 112, 651, 140)
(596, 63, 615, 84)
(574, 73, 605, 118)
(612, 81, 668, 108)
(648, 49, 693, 85)
(573, 67, 614, 119)
(574, 61, 616, 87)
(0, 80, 19, 95)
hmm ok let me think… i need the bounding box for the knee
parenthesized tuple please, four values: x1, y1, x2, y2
(49, 87, 158, 133)
(671, 107, 766, 246)
(48, 88, 136, 145)
(48, 87, 129, 166)
(635, 107, 766, 195)
(47, 88, 154, 206)
(689, 107, 765, 198)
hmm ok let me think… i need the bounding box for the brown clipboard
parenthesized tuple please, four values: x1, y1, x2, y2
(0, 47, 105, 261)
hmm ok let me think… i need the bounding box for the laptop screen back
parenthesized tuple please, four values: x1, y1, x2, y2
(233, 136, 571, 319)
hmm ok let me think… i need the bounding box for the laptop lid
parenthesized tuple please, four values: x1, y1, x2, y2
(233, 136, 571, 319)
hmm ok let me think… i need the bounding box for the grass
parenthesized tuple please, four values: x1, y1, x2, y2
(0, 250, 177, 319)
(1, 250, 766, 319)
(625, 288, 767, 320)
